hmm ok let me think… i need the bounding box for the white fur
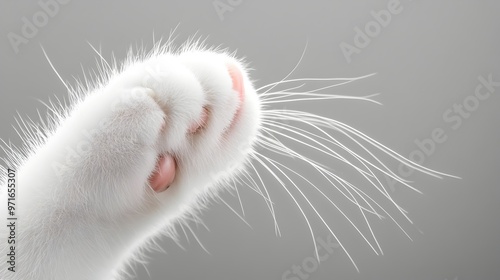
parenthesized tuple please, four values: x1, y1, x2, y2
(0, 44, 261, 280)
(0, 40, 454, 280)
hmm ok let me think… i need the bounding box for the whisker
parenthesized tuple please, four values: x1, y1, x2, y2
(257, 135, 379, 215)
(262, 83, 307, 98)
(258, 153, 360, 271)
(261, 114, 414, 214)
(241, 167, 276, 217)
(246, 159, 281, 236)
(261, 41, 308, 95)
(258, 130, 389, 253)
(231, 177, 245, 216)
(258, 110, 422, 241)
(218, 197, 252, 229)
(260, 119, 376, 180)
(235, 172, 275, 206)
(257, 73, 376, 93)
(262, 111, 418, 221)
(269, 158, 383, 255)
(252, 153, 320, 262)
(261, 93, 381, 105)
(338, 178, 414, 241)
(257, 131, 297, 159)
(265, 110, 456, 181)
(279, 110, 458, 179)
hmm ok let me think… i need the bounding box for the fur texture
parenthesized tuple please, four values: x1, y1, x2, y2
(0, 40, 453, 280)
(0, 42, 260, 279)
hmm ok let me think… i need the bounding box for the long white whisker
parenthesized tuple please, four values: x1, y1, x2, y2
(262, 111, 419, 221)
(252, 153, 320, 261)
(261, 119, 375, 179)
(261, 41, 308, 95)
(337, 177, 414, 241)
(265, 110, 457, 180)
(257, 73, 376, 92)
(261, 114, 414, 219)
(283, 110, 458, 179)
(257, 134, 382, 217)
(235, 172, 275, 205)
(269, 158, 382, 255)
(259, 113, 418, 241)
(261, 93, 381, 105)
(258, 153, 360, 271)
(231, 177, 245, 216)
(241, 167, 277, 221)
(262, 83, 307, 98)
(218, 197, 252, 229)
(247, 159, 281, 236)
(258, 130, 387, 254)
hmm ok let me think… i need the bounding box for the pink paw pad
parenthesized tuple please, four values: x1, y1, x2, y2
(148, 154, 176, 192)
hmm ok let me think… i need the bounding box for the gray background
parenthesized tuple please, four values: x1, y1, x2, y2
(1, 0, 499, 279)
